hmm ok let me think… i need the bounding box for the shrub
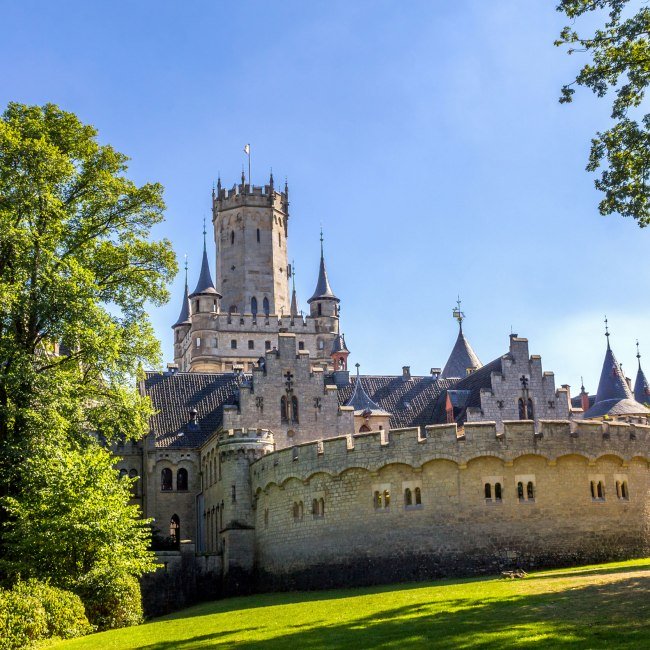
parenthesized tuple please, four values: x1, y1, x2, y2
(0, 586, 47, 650)
(77, 567, 143, 631)
(13, 580, 92, 640)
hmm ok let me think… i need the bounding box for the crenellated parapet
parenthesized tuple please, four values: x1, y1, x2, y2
(251, 420, 650, 491)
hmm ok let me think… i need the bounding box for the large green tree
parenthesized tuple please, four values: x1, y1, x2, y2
(0, 103, 176, 577)
(556, 0, 650, 225)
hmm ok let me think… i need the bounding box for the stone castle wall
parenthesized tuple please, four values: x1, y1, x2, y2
(250, 420, 650, 587)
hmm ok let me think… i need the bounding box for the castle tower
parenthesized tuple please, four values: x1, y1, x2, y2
(172, 259, 192, 362)
(212, 172, 290, 317)
(307, 231, 339, 320)
(331, 333, 350, 371)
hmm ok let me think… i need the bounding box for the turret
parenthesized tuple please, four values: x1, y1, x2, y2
(634, 341, 650, 406)
(172, 258, 192, 364)
(441, 299, 482, 378)
(189, 222, 221, 315)
(331, 333, 350, 371)
(307, 230, 339, 319)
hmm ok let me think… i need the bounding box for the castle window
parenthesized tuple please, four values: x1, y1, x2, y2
(621, 481, 629, 500)
(484, 483, 492, 500)
(177, 468, 188, 491)
(293, 501, 304, 522)
(517, 481, 524, 501)
(212, 338, 218, 348)
(527, 399, 534, 420)
(195, 338, 201, 348)
(220, 501, 224, 529)
(597, 481, 604, 499)
(257, 228, 260, 243)
(405, 488, 413, 506)
(415, 487, 422, 505)
(280, 396, 288, 423)
(312, 498, 325, 518)
(495, 483, 502, 501)
(231, 231, 235, 245)
(298, 341, 305, 350)
(129, 468, 138, 478)
(119, 468, 128, 479)
(248, 340, 255, 350)
(263, 297, 270, 316)
(161, 468, 173, 491)
(265, 340, 271, 350)
(278, 232, 281, 246)
(264, 508, 269, 528)
(251, 297, 258, 315)
(590, 480, 605, 500)
(518, 398, 525, 420)
(383, 490, 390, 508)
(526, 481, 535, 501)
(319, 497, 325, 517)
(318, 339, 324, 350)
(374, 491, 382, 509)
(170, 514, 180, 546)
(231, 339, 237, 349)
(231, 485, 236, 502)
(317, 303, 322, 317)
(359, 424, 371, 433)
(291, 395, 299, 423)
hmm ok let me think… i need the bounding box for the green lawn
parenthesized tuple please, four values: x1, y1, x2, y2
(53, 558, 650, 649)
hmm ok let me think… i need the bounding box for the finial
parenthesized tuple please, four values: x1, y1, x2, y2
(202, 216, 207, 249)
(241, 165, 246, 185)
(637, 339, 641, 366)
(355, 362, 360, 377)
(605, 315, 610, 348)
(217, 174, 221, 193)
(581, 376, 585, 392)
(452, 295, 465, 331)
(269, 168, 274, 188)
(291, 259, 296, 290)
(184, 254, 188, 286)
(320, 226, 324, 257)
(284, 177, 289, 196)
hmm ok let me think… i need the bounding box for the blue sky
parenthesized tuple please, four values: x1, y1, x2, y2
(2, 0, 648, 394)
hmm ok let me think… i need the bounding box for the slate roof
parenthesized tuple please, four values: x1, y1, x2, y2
(143, 371, 241, 448)
(172, 282, 191, 328)
(634, 363, 650, 406)
(331, 333, 349, 355)
(441, 327, 483, 378)
(191, 245, 219, 297)
(345, 373, 388, 415)
(308, 246, 338, 303)
(583, 397, 650, 419)
(336, 375, 457, 429)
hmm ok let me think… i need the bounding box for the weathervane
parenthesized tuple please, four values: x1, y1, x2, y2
(452, 296, 465, 330)
(605, 315, 610, 348)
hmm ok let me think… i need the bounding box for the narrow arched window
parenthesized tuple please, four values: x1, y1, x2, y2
(292, 395, 299, 423)
(161, 468, 173, 491)
(231, 231, 235, 245)
(278, 232, 281, 246)
(484, 483, 492, 500)
(312, 498, 319, 517)
(263, 297, 270, 316)
(527, 481, 534, 500)
(616, 481, 621, 498)
(318, 303, 322, 317)
(597, 481, 604, 499)
(251, 297, 258, 315)
(264, 508, 269, 528)
(319, 497, 325, 516)
(527, 398, 534, 420)
(220, 501, 224, 529)
(517, 481, 524, 501)
(298, 501, 304, 519)
(495, 483, 502, 501)
(622, 481, 629, 499)
(374, 491, 382, 509)
(177, 468, 188, 491)
(293, 502, 299, 521)
(405, 488, 413, 506)
(415, 487, 422, 505)
(257, 228, 260, 243)
(518, 398, 525, 420)
(119, 468, 128, 479)
(383, 490, 390, 508)
(170, 514, 180, 545)
(280, 396, 288, 422)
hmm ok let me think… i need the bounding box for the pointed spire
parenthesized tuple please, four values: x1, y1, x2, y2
(172, 255, 191, 328)
(290, 260, 298, 317)
(190, 222, 219, 297)
(217, 174, 221, 194)
(269, 169, 274, 191)
(634, 341, 650, 405)
(345, 363, 386, 413)
(307, 229, 339, 303)
(441, 304, 482, 378)
(605, 315, 610, 349)
(594, 335, 632, 403)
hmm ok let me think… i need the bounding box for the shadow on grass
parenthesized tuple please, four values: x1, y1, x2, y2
(137, 574, 650, 650)
(533, 562, 650, 580)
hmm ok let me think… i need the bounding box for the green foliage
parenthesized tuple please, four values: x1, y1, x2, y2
(0, 579, 91, 649)
(76, 567, 143, 631)
(556, 1, 650, 225)
(1, 439, 156, 589)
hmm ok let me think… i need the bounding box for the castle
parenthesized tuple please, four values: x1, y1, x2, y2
(117, 173, 650, 592)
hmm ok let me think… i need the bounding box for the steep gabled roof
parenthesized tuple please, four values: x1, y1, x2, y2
(143, 371, 240, 447)
(441, 328, 482, 378)
(191, 241, 219, 297)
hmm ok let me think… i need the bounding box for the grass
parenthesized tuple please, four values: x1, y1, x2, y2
(53, 558, 650, 649)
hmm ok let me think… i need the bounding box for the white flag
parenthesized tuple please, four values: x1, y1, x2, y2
(244, 144, 250, 155)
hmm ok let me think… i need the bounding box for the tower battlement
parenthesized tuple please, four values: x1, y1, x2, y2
(213, 182, 288, 214)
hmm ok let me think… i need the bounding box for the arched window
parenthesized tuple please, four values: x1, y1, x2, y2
(518, 398, 525, 420)
(293, 502, 299, 521)
(405, 488, 413, 506)
(161, 468, 173, 491)
(495, 483, 502, 501)
(591, 481, 596, 499)
(230, 231, 234, 245)
(484, 483, 492, 500)
(359, 424, 371, 433)
(312, 498, 319, 517)
(256, 228, 260, 243)
(129, 468, 138, 479)
(527, 399, 534, 420)
(298, 501, 304, 519)
(527, 481, 534, 500)
(291, 395, 299, 423)
(278, 232, 281, 246)
(415, 487, 422, 505)
(517, 481, 524, 501)
(119, 468, 128, 479)
(251, 297, 258, 315)
(177, 468, 188, 491)
(263, 297, 270, 316)
(382, 490, 390, 508)
(622, 481, 629, 499)
(616, 481, 621, 498)
(170, 514, 180, 545)
(318, 303, 322, 316)
(374, 491, 382, 509)
(597, 481, 604, 499)
(280, 396, 288, 422)
(319, 497, 325, 516)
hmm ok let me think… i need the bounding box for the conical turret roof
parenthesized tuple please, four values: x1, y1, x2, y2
(346, 367, 389, 415)
(172, 276, 191, 328)
(191, 230, 219, 297)
(308, 233, 338, 303)
(634, 343, 650, 405)
(331, 333, 349, 355)
(441, 327, 482, 379)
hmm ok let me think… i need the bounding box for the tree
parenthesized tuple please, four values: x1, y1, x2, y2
(556, 1, 650, 226)
(0, 103, 176, 587)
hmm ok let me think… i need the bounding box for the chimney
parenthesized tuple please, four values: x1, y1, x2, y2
(402, 366, 411, 381)
(580, 388, 590, 413)
(430, 367, 441, 380)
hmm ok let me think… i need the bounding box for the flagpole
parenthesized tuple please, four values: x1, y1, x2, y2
(248, 146, 251, 187)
